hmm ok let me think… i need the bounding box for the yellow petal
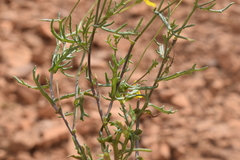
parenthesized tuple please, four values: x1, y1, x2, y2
(143, 0, 156, 7)
(135, 90, 143, 99)
(133, 80, 143, 99)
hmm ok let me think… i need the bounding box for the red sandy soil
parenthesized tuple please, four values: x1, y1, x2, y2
(0, 0, 240, 160)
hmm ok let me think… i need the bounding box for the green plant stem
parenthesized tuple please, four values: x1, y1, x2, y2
(73, 51, 87, 129)
(120, 102, 130, 126)
(87, 0, 102, 96)
(49, 73, 58, 111)
(95, 76, 104, 120)
(59, 107, 88, 160)
(88, 29, 97, 96)
(112, 131, 122, 160)
(123, 136, 134, 160)
(135, 99, 141, 159)
(98, 0, 107, 22)
(65, 0, 81, 26)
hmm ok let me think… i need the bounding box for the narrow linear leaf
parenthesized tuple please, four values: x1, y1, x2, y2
(32, 66, 55, 106)
(14, 76, 50, 89)
(74, 96, 89, 121)
(198, 1, 234, 13)
(148, 103, 177, 114)
(53, 92, 75, 102)
(156, 64, 208, 81)
(154, 11, 172, 30)
(128, 85, 158, 91)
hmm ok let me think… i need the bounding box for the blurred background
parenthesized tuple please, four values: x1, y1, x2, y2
(0, 0, 240, 160)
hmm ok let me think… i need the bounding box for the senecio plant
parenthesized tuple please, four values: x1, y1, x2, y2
(15, 0, 233, 159)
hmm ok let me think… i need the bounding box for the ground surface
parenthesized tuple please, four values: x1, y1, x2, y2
(0, 0, 240, 160)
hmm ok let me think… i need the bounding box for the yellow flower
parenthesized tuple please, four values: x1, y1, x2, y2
(133, 80, 143, 99)
(120, 0, 156, 13)
(135, 90, 143, 99)
(143, 0, 156, 7)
